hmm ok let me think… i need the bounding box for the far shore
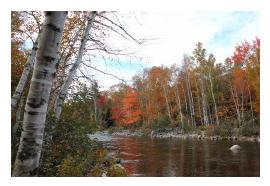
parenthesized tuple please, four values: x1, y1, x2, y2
(105, 128, 260, 142)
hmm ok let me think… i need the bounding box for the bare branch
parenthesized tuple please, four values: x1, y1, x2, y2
(75, 75, 93, 82)
(14, 28, 35, 44)
(93, 20, 131, 41)
(85, 46, 135, 56)
(60, 24, 84, 64)
(97, 13, 143, 44)
(50, 83, 63, 94)
(23, 11, 42, 33)
(81, 61, 126, 82)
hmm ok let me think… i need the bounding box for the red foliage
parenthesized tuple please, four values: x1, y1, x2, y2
(11, 41, 28, 93)
(231, 40, 251, 66)
(121, 91, 142, 125)
(231, 37, 260, 66)
(111, 87, 142, 126)
(97, 95, 106, 107)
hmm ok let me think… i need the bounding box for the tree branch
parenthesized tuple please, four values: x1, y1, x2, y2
(97, 13, 143, 44)
(81, 61, 126, 82)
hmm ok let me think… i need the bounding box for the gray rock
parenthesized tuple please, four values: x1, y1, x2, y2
(229, 145, 241, 151)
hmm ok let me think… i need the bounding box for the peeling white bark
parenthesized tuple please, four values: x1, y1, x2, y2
(13, 11, 67, 176)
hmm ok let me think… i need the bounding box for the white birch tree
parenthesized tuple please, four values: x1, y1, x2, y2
(54, 12, 97, 121)
(11, 33, 41, 111)
(13, 11, 67, 176)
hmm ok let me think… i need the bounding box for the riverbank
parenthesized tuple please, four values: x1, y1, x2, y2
(107, 128, 259, 142)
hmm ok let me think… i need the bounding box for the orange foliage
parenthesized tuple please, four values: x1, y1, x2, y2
(231, 40, 251, 66)
(122, 91, 142, 125)
(230, 38, 260, 114)
(11, 41, 28, 94)
(111, 87, 142, 126)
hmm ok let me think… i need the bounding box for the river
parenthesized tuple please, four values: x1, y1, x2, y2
(88, 132, 260, 177)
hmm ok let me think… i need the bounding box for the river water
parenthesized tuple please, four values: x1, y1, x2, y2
(88, 132, 260, 177)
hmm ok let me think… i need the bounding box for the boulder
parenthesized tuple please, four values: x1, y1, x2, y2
(229, 145, 241, 151)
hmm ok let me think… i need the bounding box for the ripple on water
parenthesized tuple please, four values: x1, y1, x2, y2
(120, 152, 144, 156)
(88, 131, 260, 176)
(122, 159, 141, 163)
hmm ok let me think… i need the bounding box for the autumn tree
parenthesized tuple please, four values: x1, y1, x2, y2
(53, 11, 144, 121)
(229, 38, 260, 127)
(121, 88, 142, 125)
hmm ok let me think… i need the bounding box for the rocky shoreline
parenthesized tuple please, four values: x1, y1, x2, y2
(110, 128, 260, 142)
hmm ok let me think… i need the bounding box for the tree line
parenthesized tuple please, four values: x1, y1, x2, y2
(104, 39, 260, 130)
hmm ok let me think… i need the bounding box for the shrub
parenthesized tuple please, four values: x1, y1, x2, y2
(90, 159, 128, 177)
(205, 124, 233, 137)
(107, 164, 128, 177)
(57, 154, 85, 177)
(151, 115, 170, 130)
(216, 125, 233, 137)
(39, 114, 105, 176)
(182, 123, 196, 133)
(239, 121, 260, 137)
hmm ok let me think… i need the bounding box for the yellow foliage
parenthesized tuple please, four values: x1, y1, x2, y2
(57, 154, 84, 176)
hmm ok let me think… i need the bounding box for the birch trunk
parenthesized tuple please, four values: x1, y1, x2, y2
(182, 84, 190, 125)
(174, 85, 183, 127)
(208, 73, 220, 126)
(230, 86, 241, 127)
(248, 86, 255, 126)
(12, 11, 67, 176)
(11, 32, 41, 111)
(13, 96, 25, 135)
(199, 75, 209, 126)
(207, 104, 213, 126)
(185, 75, 192, 125)
(54, 12, 97, 121)
(185, 70, 196, 127)
(50, 25, 84, 106)
(181, 83, 188, 113)
(189, 81, 196, 127)
(195, 79, 203, 126)
(162, 85, 172, 123)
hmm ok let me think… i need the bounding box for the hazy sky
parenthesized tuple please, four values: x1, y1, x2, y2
(80, 11, 260, 90)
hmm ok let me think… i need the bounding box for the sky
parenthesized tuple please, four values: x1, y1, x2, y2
(86, 11, 259, 90)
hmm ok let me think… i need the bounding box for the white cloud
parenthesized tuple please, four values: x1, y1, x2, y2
(122, 11, 259, 64)
(85, 11, 259, 89)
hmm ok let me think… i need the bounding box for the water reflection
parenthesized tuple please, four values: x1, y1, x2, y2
(107, 136, 259, 177)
